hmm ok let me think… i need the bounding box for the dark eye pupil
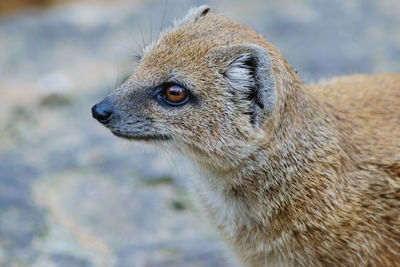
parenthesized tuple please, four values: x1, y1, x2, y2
(165, 85, 186, 103)
(169, 87, 183, 96)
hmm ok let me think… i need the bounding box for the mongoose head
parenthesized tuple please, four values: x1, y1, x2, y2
(92, 6, 297, 169)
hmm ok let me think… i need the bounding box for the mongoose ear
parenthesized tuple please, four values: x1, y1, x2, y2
(207, 44, 276, 128)
(174, 5, 211, 26)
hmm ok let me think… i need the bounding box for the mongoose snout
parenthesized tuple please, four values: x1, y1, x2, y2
(91, 97, 113, 123)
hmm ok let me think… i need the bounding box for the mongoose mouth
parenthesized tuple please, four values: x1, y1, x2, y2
(111, 131, 171, 141)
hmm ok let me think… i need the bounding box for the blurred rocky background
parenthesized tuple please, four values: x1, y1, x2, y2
(0, 0, 399, 266)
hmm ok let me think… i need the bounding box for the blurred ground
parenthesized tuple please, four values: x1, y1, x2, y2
(0, 0, 399, 266)
(0, 0, 112, 16)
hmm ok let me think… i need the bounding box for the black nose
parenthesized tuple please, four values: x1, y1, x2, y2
(91, 99, 113, 123)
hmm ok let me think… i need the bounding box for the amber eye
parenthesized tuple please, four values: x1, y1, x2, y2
(165, 85, 187, 104)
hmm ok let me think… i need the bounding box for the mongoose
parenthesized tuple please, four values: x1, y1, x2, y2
(92, 6, 400, 266)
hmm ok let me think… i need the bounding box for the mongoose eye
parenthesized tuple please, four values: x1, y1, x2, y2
(164, 85, 188, 105)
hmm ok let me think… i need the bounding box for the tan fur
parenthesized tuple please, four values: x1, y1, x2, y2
(93, 7, 400, 266)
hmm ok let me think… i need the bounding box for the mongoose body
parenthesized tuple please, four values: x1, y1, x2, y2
(92, 6, 400, 266)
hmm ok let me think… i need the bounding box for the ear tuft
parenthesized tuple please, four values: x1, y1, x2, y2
(174, 5, 211, 26)
(225, 53, 256, 93)
(208, 44, 276, 128)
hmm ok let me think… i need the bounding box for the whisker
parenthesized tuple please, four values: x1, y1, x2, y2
(148, 13, 153, 45)
(115, 65, 120, 90)
(157, 0, 169, 41)
(139, 22, 146, 51)
(121, 27, 144, 59)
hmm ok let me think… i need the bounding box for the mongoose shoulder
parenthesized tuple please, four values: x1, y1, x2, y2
(92, 6, 400, 266)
